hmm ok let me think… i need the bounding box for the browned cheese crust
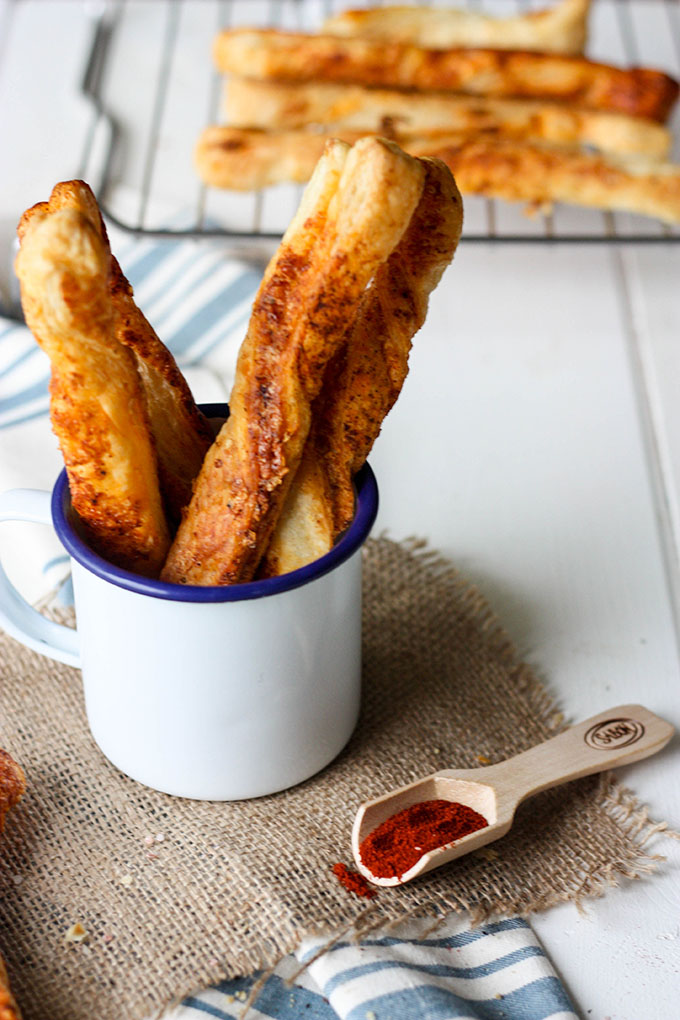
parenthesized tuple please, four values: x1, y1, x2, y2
(15, 181, 171, 576)
(195, 126, 680, 224)
(108, 259, 213, 524)
(323, 0, 590, 55)
(0, 750, 25, 1020)
(162, 138, 425, 585)
(213, 29, 679, 122)
(261, 157, 463, 576)
(224, 77, 672, 159)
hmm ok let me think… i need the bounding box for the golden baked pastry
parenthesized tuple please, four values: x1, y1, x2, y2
(15, 181, 170, 576)
(0, 750, 24, 836)
(323, 0, 590, 55)
(0, 749, 25, 1020)
(195, 126, 680, 224)
(422, 134, 680, 224)
(261, 156, 463, 576)
(109, 259, 213, 525)
(213, 29, 679, 121)
(224, 77, 672, 159)
(161, 137, 426, 585)
(195, 125, 345, 191)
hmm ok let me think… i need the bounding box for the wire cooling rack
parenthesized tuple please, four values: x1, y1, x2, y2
(80, 0, 680, 253)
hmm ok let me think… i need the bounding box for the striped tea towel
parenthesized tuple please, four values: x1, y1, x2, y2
(1, 230, 578, 1020)
(170, 916, 579, 1020)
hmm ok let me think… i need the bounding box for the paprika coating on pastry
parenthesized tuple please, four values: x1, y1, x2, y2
(195, 125, 680, 224)
(261, 156, 463, 575)
(15, 181, 171, 576)
(161, 137, 425, 585)
(323, 0, 590, 55)
(0, 749, 25, 1020)
(224, 77, 672, 159)
(213, 29, 679, 122)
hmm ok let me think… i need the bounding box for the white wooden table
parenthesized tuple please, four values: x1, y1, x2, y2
(1, 2, 679, 1017)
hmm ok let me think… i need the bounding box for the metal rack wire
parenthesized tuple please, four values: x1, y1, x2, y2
(82, 0, 680, 252)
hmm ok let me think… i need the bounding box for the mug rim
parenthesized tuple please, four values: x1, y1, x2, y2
(51, 404, 378, 602)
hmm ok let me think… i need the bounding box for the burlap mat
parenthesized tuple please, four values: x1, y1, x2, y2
(0, 537, 671, 1020)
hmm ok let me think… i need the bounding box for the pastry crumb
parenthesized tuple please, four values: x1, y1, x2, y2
(64, 922, 88, 944)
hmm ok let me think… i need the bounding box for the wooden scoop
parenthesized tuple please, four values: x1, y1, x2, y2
(352, 704, 674, 887)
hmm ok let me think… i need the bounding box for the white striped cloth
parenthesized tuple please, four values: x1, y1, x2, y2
(1, 229, 579, 1020)
(170, 915, 579, 1020)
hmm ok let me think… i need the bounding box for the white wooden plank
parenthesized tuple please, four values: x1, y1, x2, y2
(0, 1, 92, 232)
(370, 245, 679, 695)
(618, 246, 680, 622)
(369, 241, 680, 1017)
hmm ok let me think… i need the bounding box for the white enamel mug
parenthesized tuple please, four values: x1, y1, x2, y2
(0, 405, 378, 800)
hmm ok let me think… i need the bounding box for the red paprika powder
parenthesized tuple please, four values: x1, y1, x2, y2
(332, 862, 378, 899)
(359, 799, 488, 880)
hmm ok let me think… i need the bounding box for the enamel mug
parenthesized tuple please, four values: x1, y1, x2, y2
(0, 406, 378, 800)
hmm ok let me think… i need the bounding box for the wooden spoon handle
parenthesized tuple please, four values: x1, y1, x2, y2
(492, 704, 674, 808)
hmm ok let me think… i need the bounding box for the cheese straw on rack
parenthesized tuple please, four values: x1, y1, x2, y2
(213, 29, 679, 122)
(224, 77, 672, 160)
(323, 0, 591, 55)
(195, 126, 680, 225)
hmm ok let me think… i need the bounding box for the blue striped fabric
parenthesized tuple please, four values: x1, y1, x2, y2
(2, 231, 579, 1020)
(167, 916, 579, 1020)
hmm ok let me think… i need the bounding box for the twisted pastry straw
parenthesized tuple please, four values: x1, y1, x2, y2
(108, 258, 213, 526)
(16, 180, 213, 572)
(162, 137, 425, 585)
(261, 156, 463, 576)
(15, 182, 171, 576)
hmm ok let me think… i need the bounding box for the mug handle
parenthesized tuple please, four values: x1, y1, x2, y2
(0, 488, 81, 667)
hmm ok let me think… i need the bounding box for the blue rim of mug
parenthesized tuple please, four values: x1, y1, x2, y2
(51, 404, 379, 602)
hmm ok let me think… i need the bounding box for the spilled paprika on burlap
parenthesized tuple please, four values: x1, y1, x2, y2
(331, 862, 378, 899)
